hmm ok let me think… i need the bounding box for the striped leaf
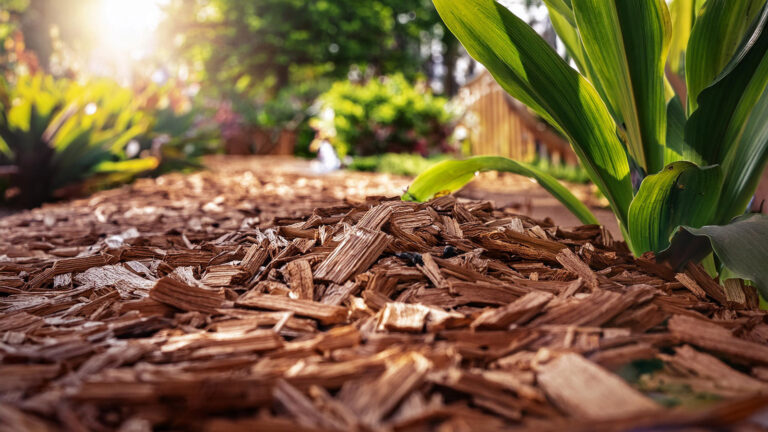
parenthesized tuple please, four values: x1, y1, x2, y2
(627, 162, 722, 254)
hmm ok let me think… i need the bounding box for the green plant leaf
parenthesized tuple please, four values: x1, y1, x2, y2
(94, 157, 159, 174)
(627, 162, 722, 254)
(715, 80, 768, 223)
(542, 0, 621, 123)
(685, 3, 768, 173)
(572, 0, 671, 175)
(686, 0, 767, 112)
(432, 0, 632, 226)
(667, 0, 705, 77)
(663, 95, 687, 164)
(683, 213, 768, 297)
(403, 156, 599, 226)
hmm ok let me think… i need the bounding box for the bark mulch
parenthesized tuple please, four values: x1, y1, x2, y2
(1, 169, 768, 431)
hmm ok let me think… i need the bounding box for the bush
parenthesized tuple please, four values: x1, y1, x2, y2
(0, 74, 208, 207)
(312, 75, 458, 158)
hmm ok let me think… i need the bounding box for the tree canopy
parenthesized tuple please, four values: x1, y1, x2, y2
(162, 0, 457, 95)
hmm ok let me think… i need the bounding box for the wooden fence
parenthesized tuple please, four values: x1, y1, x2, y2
(458, 71, 577, 165)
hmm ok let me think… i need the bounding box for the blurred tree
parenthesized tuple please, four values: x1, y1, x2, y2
(162, 0, 460, 95)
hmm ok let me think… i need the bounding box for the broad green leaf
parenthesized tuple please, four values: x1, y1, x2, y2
(667, 0, 704, 77)
(542, 0, 575, 27)
(542, 0, 621, 123)
(572, 0, 671, 175)
(715, 75, 768, 223)
(686, 0, 766, 112)
(403, 156, 599, 225)
(627, 162, 722, 254)
(684, 213, 768, 297)
(432, 0, 632, 226)
(663, 95, 686, 164)
(685, 4, 768, 167)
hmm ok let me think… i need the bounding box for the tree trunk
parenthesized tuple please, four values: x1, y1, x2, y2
(443, 38, 459, 97)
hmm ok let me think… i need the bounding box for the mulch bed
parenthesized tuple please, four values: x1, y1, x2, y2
(2, 167, 768, 431)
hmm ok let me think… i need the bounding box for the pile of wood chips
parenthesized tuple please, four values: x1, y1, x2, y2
(2, 167, 768, 431)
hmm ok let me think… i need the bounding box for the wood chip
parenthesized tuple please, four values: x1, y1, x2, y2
(537, 353, 658, 420)
(668, 315, 768, 365)
(378, 302, 430, 332)
(557, 248, 598, 290)
(472, 291, 554, 329)
(283, 259, 314, 300)
(149, 276, 226, 313)
(237, 294, 348, 324)
(315, 228, 391, 284)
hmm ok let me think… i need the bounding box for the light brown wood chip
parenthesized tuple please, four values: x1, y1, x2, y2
(536, 353, 658, 420)
(556, 248, 598, 290)
(378, 302, 430, 332)
(417, 253, 448, 289)
(315, 228, 391, 284)
(28, 255, 111, 288)
(273, 379, 348, 431)
(341, 352, 431, 427)
(283, 259, 314, 300)
(661, 345, 768, 394)
(237, 294, 348, 325)
(201, 265, 247, 287)
(471, 291, 554, 329)
(149, 276, 226, 314)
(668, 315, 768, 365)
(675, 273, 707, 299)
(240, 243, 269, 277)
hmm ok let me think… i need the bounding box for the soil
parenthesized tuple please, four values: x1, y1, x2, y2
(0, 156, 767, 431)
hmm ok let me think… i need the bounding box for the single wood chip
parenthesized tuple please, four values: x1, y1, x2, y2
(472, 291, 554, 329)
(273, 379, 348, 431)
(417, 253, 448, 289)
(341, 352, 431, 427)
(240, 243, 269, 277)
(556, 248, 598, 290)
(201, 265, 247, 287)
(237, 293, 348, 324)
(722, 279, 747, 308)
(149, 276, 226, 313)
(675, 273, 707, 299)
(684, 262, 727, 305)
(315, 228, 391, 284)
(536, 353, 658, 420)
(283, 259, 314, 300)
(378, 302, 430, 332)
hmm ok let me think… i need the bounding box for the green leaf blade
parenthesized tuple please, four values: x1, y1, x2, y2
(686, 0, 767, 112)
(684, 214, 768, 297)
(685, 4, 768, 170)
(627, 162, 722, 254)
(403, 156, 599, 226)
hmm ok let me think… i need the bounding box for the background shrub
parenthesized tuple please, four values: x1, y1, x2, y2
(312, 74, 459, 158)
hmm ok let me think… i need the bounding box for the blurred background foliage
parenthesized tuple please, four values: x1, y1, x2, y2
(0, 0, 559, 208)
